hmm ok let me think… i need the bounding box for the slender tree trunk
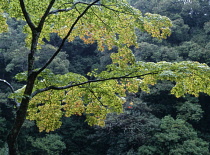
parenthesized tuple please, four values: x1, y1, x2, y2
(7, 73, 37, 155)
(6, 27, 40, 154)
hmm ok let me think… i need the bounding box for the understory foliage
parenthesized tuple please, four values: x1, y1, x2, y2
(138, 116, 209, 155)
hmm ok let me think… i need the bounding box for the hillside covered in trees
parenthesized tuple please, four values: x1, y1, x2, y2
(1, 0, 210, 154)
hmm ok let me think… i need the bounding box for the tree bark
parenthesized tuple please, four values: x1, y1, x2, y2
(7, 73, 37, 155)
(6, 29, 40, 155)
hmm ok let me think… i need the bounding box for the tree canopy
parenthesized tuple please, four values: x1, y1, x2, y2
(1, 0, 210, 154)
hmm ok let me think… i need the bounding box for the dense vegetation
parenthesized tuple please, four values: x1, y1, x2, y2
(1, 0, 210, 154)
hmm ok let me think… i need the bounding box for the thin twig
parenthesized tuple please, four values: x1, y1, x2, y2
(90, 7, 112, 30)
(88, 88, 105, 107)
(49, 1, 95, 14)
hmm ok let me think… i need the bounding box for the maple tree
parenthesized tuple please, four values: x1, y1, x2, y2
(0, 0, 210, 154)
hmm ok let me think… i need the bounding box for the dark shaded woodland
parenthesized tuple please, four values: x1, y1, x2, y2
(1, 0, 210, 154)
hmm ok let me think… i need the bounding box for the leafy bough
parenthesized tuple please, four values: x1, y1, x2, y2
(11, 60, 210, 132)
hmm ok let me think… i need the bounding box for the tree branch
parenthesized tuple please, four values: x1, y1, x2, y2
(48, 1, 104, 14)
(19, 0, 35, 30)
(31, 71, 159, 97)
(49, 2, 81, 14)
(37, 0, 56, 31)
(0, 79, 20, 107)
(36, 0, 100, 75)
(49, 2, 125, 15)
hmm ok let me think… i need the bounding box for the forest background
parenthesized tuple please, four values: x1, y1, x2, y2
(1, 0, 210, 154)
